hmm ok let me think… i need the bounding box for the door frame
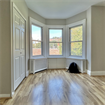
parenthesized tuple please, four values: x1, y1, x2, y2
(11, 2, 27, 97)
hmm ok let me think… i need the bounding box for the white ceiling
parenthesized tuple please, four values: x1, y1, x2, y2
(25, 0, 105, 19)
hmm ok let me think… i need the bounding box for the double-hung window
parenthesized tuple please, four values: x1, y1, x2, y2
(32, 24, 43, 56)
(49, 29, 63, 55)
(70, 25, 83, 57)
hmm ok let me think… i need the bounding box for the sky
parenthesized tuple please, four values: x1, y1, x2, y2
(32, 25, 41, 40)
(49, 29, 62, 38)
(32, 25, 62, 40)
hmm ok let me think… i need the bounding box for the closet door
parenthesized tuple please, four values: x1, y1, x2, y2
(13, 8, 25, 90)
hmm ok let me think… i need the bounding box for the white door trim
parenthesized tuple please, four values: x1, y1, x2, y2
(11, 2, 27, 97)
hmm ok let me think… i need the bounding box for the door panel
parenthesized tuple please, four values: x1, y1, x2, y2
(15, 15, 20, 25)
(15, 28, 20, 50)
(15, 57, 20, 80)
(13, 8, 26, 90)
(20, 55, 25, 75)
(21, 31, 24, 49)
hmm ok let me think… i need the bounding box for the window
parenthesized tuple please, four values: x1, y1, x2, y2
(32, 25, 42, 56)
(70, 25, 83, 56)
(49, 29, 63, 55)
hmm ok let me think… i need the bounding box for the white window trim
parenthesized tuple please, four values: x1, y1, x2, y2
(46, 25, 66, 58)
(30, 17, 46, 59)
(66, 19, 86, 59)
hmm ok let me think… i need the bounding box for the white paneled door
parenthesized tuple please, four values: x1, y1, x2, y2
(13, 8, 26, 90)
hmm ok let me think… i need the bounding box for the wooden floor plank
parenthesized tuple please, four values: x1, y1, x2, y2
(0, 69, 105, 105)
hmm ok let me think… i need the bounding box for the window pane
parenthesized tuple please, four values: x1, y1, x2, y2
(49, 43, 62, 55)
(32, 41, 42, 56)
(71, 26, 83, 41)
(32, 25, 41, 41)
(71, 42, 82, 56)
(49, 29, 62, 42)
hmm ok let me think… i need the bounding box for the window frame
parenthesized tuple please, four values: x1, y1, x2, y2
(31, 24, 43, 57)
(48, 28, 63, 56)
(47, 25, 66, 58)
(30, 17, 46, 59)
(66, 19, 86, 59)
(69, 25, 83, 57)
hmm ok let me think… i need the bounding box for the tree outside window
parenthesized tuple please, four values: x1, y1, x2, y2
(70, 25, 83, 56)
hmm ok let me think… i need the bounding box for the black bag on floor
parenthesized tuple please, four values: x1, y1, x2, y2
(67, 62, 80, 73)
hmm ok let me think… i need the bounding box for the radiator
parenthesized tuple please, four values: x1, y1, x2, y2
(30, 58, 48, 74)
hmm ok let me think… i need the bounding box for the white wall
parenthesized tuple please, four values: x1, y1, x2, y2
(0, 0, 11, 95)
(87, 7, 92, 71)
(87, 6, 105, 75)
(28, 9, 46, 24)
(41, 11, 87, 26)
(44, 11, 87, 26)
(66, 11, 87, 25)
(91, 6, 105, 71)
(46, 19, 66, 25)
(48, 58, 66, 69)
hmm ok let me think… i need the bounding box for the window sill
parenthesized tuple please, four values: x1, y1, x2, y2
(30, 56, 47, 60)
(66, 57, 86, 60)
(47, 56, 65, 58)
(30, 56, 86, 60)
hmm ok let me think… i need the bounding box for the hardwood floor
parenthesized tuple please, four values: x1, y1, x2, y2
(0, 69, 105, 105)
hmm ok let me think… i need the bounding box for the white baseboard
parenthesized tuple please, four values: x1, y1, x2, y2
(0, 94, 10, 98)
(12, 92, 14, 97)
(87, 70, 105, 76)
(26, 70, 29, 77)
(87, 70, 91, 75)
(34, 67, 47, 73)
(66, 67, 68, 69)
(35, 67, 47, 73)
(30, 70, 33, 74)
(30, 67, 47, 74)
(48, 68, 66, 69)
(82, 70, 87, 73)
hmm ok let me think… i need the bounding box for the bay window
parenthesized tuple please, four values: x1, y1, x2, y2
(30, 18, 86, 59)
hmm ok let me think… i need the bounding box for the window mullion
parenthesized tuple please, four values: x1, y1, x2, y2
(32, 40, 42, 42)
(70, 40, 83, 43)
(49, 42, 62, 43)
